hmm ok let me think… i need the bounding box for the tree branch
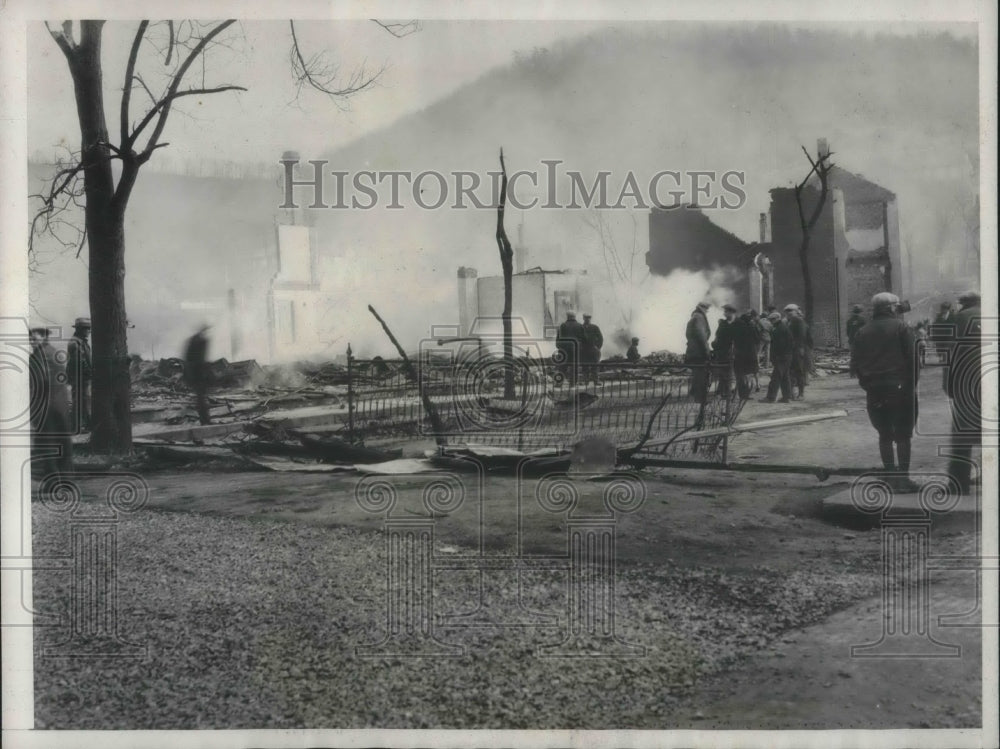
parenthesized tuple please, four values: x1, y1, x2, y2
(120, 21, 149, 149)
(289, 20, 386, 104)
(127, 19, 239, 158)
(371, 20, 422, 38)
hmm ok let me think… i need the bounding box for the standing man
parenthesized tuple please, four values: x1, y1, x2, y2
(685, 301, 712, 401)
(183, 324, 213, 425)
(66, 317, 92, 433)
(29, 326, 73, 478)
(556, 311, 585, 387)
(757, 311, 773, 369)
(943, 291, 982, 494)
(712, 304, 738, 395)
(581, 313, 604, 387)
(762, 311, 792, 403)
(626, 337, 641, 364)
(930, 301, 956, 393)
(732, 311, 761, 399)
(785, 304, 809, 400)
(851, 292, 920, 493)
(846, 304, 866, 348)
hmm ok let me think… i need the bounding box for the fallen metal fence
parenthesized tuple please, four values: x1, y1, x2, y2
(345, 351, 745, 462)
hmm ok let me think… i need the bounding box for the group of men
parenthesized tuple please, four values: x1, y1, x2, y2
(683, 301, 812, 403)
(28, 317, 92, 477)
(555, 311, 604, 386)
(850, 290, 982, 494)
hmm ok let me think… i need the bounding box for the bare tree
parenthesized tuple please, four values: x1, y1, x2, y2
(31, 20, 410, 453)
(793, 145, 835, 324)
(495, 149, 516, 399)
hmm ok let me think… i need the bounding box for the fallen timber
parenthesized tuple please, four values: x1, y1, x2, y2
(629, 409, 849, 450)
(622, 409, 853, 480)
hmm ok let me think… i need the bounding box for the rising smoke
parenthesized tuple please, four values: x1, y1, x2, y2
(628, 268, 737, 355)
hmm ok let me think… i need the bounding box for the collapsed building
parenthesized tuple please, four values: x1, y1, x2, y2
(646, 140, 907, 347)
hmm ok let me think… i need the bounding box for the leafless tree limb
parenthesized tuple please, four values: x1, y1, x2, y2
(372, 20, 422, 38)
(288, 21, 386, 106)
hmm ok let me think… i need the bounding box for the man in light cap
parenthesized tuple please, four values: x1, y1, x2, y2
(67, 316, 92, 433)
(851, 292, 921, 492)
(784, 304, 810, 399)
(685, 301, 712, 400)
(762, 311, 792, 402)
(556, 311, 585, 387)
(944, 291, 982, 493)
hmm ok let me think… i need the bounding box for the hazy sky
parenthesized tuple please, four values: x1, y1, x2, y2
(28, 20, 612, 165)
(27, 16, 980, 169)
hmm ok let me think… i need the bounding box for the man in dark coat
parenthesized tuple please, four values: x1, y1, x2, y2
(183, 324, 212, 425)
(580, 313, 604, 386)
(684, 302, 711, 401)
(762, 312, 792, 402)
(943, 292, 982, 494)
(929, 301, 955, 393)
(785, 303, 810, 399)
(732, 311, 761, 399)
(712, 304, 738, 395)
(29, 327, 74, 478)
(851, 292, 920, 493)
(556, 311, 585, 387)
(846, 304, 866, 347)
(626, 337, 641, 364)
(66, 316, 92, 433)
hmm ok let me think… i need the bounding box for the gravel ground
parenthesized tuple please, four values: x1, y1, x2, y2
(31, 504, 886, 729)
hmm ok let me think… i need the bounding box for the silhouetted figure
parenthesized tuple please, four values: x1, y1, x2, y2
(851, 292, 920, 493)
(762, 312, 792, 403)
(556, 311, 585, 387)
(712, 304, 738, 395)
(183, 325, 212, 425)
(943, 291, 982, 494)
(685, 302, 711, 401)
(785, 303, 810, 399)
(29, 327, 73, 479)
(626, 337, 641, 364)
(846, 304, 866, 348)
(581, 313, 604, 386)
(732, 311, 761, 399)
(66, 316, 92, 433)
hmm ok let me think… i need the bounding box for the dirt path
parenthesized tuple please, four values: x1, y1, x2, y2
(35, 371, 985, 729)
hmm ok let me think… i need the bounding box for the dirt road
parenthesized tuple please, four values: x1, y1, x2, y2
(29, 370, 986, 729)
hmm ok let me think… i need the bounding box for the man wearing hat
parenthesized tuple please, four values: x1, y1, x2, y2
(846, 304, 866, 347)
(712, 304, 739, 395)
(762, 311, 792, 402)
(851, 292, 921, 492)
(784, 304, 810, 399)
(66, 317, 92, 433)
(29, 326, 73, 477)
(685, 301, 712, 400)
(184, 324, 213, 425)
(944, 291, 982, 494)
(556, 311, 585, 387)
(580, 313, 604, 387)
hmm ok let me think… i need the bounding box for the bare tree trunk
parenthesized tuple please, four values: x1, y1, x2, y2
(794, 146, 833, 327)
(70, 22, 133, 453)
(496, 150, 515, 399)
(798, 232, 815, 324)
